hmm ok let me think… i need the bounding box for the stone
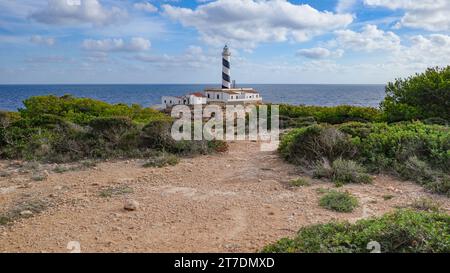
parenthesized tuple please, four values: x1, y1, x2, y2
(124, 199, 139, 211)
(20, 210, 33, 217)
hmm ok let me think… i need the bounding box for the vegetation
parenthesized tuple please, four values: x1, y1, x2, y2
(381, 66, 450, 123)
(289, 177, 311, 187)
(262, 209, 450, 253)
(319, 190, 359, 213)
(279, 104, 382, 125)
(314, 158, 372, 186)
(142, 152, 180, 168)
(279, 121, 449, 195)
(0, 199, 49, 226)
(99, 185, 134, 198)
(0, 95, 226, 162)
(410, 197, 441, 213)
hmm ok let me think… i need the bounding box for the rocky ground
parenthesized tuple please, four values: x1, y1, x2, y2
(1, 141, 449, 253)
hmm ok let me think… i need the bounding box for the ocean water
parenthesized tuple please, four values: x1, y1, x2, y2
(0, 84, 386, 111)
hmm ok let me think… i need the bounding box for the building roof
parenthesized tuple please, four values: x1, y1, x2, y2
(204, 88, 259, 94)
(189, 92, 206, 97)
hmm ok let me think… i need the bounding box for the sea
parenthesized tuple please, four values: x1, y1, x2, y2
(0, 84, 386, 112)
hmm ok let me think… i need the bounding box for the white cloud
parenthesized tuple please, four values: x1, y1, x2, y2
(25, 55, 66, 63)
(336, 0, 358, 13)
(82, 37, 151, 52)
(364, 0, 450, 31)
(163, 0, 353, 48)
(30, 35, 55, 46)
(297, 47, 344, 59)
(134, 2, 158, 13)
(31, 0, 127, 26)
(335, 24, 401, 52)
(394, 34, 450, 68)
(135, 45, 217, 68)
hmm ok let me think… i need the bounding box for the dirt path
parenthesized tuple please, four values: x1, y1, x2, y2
(1, 141, 449, 253)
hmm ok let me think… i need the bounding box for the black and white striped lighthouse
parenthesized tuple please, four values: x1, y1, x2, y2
(222, 45, 231, 89)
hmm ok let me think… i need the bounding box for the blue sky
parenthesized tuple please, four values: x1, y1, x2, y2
(0, 0, 449, 84)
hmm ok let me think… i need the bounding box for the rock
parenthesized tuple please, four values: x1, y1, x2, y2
(20, 210, 33, 217)
(124, 199, 139, 211)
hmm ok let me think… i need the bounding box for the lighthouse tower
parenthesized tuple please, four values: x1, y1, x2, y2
(222, 45, 231, 89)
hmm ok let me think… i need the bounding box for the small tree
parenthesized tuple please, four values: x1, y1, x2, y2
(381, 66, 450, 122)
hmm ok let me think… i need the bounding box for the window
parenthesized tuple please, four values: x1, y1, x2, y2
(207, 94, 210, 98)
(170, 100, 172, 104)
(217, 94, 220, 99)
(164, 100, 166, 103)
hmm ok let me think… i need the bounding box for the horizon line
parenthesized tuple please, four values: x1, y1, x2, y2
(0, 83, 387, 86)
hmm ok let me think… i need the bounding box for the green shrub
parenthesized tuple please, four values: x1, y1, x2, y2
(280, 121, 448, 194)
(88, 116, 139, 149)
(99, 185, 134, 198)
(331, 159, 373, 185)
(278, 125, 356, 164)
(1, 95, 225, 162)
(348, 122, 449, 172)
(280, 104, 382, 125)
(142, 153, 180, 168)
(395, 156, 435, 183)
(289, 178, 311, 187)
(319, 190, 358, 212)
(410, 197, 441, 213)
(313, 158, 372, 186)
(262, 209, 450, 253)
(141, 118, 176, 150)
(381, 66, 450, 123)
(19, 95, 168, 125)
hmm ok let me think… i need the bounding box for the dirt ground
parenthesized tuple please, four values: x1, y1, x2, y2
(1, 141, 449, 253)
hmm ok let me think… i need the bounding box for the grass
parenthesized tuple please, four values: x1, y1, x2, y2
(410, 197, 441, 212)
(52, 160, 98, 174)
(80, 160, 97, 168)
(314, 158, 372, 186)
(31, 172, 47, 181)
(382, 194, 395, 201)
(289, 177, 311, 187)
(0, 199, 49, 226)
(99, 185, 134, 198)
(0, 171, 11, 178)
(53, 165, 70, 173)
(319, 190, 359, 213)
(262, 209, 450, 253)
(142, 153, 180, 168)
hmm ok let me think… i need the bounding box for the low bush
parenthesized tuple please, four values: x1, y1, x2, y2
(319, 190, 359, 213)
(278, 125, 356, 164)
(313, 158, 372, 186)
(280, 104, 382, 125)
(0, 95, 227, 162)
(262, 209, 450, 253)
(99, 185, 134, 198)
(331, 159, 372, 185)
(280, 122, 449, 194)
(289, 178, 311, 187)
(410, 197, 441, 213)
(142, 153, 180, 168)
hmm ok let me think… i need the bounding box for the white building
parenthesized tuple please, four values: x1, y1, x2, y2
(160, 45, 262, 109)
(162, 92, 207, 108)
(204, 88, 262, 104)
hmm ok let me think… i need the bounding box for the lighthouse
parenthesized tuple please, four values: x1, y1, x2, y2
(222, 45, 231, 89)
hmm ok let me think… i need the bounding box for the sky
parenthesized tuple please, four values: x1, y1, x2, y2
(0, 0, 449, 84)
